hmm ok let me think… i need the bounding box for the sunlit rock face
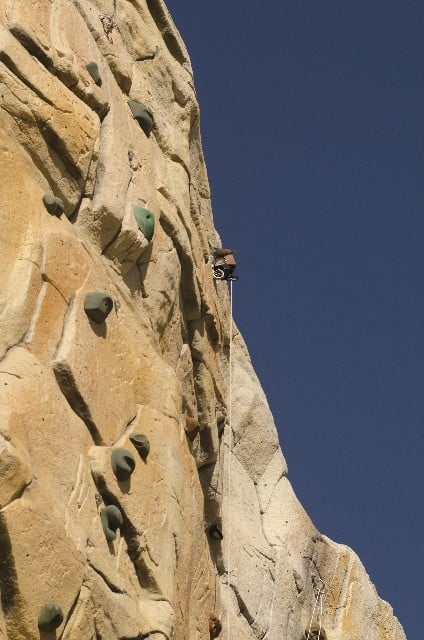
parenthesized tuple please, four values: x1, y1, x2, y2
(0, 2, 405, 639)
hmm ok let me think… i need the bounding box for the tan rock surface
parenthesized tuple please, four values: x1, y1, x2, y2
(0, 2, 405, 640)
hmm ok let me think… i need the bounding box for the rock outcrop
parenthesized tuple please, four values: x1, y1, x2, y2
(0, 2, 405, 639)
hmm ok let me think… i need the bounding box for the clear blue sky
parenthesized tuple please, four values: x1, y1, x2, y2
(165, 2, 423, 636)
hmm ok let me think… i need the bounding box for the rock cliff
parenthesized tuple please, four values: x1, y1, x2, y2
(0, 1, 406, 639)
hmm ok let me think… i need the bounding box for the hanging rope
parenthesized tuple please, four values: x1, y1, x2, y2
(226, 278, 234, 640)
(306, 576, 325, 640)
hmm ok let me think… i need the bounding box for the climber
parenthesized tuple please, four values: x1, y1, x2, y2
(211, 247, 238, 281)
(304, 623, 327, 640)
(99, 14, 117, 43)
(209, 614, 222, 639)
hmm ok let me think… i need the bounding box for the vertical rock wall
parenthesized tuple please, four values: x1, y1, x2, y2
(0, 2, 406, 639)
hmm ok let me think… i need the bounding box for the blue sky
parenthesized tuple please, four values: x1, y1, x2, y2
(165, 2, 423, 636)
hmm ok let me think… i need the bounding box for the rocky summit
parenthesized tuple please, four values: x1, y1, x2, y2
(0, 1, 405, 639)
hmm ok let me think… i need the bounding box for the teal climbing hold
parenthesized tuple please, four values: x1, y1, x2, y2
(133, 206, 155, 241)
(111, 448, 136, 482)
(84, 292, 113, 323)
(42, 194, 64, 217)
(38, 602, 64, 632)
(101, 505, 123, 542)
(127, 100, 154, 136)
(86, 61, 102, 86)
(129, 433, 150, 459)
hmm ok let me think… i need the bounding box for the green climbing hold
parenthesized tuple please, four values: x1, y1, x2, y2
(111, 448, 136, 481)
(101, 505, 123, 542)
(38, 602, 64, 632)
(84, 292, 113, 323)
(127, 100, 154, 136)
(42, 194, 64, 217)
(133, 206, 155, 241)
(129, 433, 150, 459)
(86, 61, 102, 86)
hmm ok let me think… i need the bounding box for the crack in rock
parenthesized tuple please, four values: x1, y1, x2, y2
(53, 360, 103, 445)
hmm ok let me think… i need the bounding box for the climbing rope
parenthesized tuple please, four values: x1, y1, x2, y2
(306, 576, 325, 640)
(226, 278, 234, 640)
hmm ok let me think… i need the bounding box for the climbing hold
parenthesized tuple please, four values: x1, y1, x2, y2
(42, 194, 64, 217)
(38, 602, 64, 632)
(101, 505, 123, 542)
(129, 433, 150, 459)
(84, 292, 113, 323)
(86, 61, 102, 86)
(111, 448, 136, 481)
(128, 100, 154, 136)
(209, 614, 222, 639)
(304, 624, 327, 640)
(208, 524, 223, 540)
(133, 206, 155, 241)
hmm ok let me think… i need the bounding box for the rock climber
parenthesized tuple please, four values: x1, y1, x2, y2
(211, 247, 238, 281)
(209, 614, 222, 639)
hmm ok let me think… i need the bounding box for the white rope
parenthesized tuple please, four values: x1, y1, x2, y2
(226, 279, 233, 640)
(306, 590, 321, 640)
(318, 590, 323, 639)
(306, 578, 325, 640)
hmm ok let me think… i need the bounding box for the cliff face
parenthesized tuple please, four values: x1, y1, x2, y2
(0, 2, 405, 640)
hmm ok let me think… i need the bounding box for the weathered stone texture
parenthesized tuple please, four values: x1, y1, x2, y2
(0, 2, 405, 640)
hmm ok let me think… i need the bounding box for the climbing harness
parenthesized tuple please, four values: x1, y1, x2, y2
(211, 250, 238, 281)
(213, 264, 238, 281)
